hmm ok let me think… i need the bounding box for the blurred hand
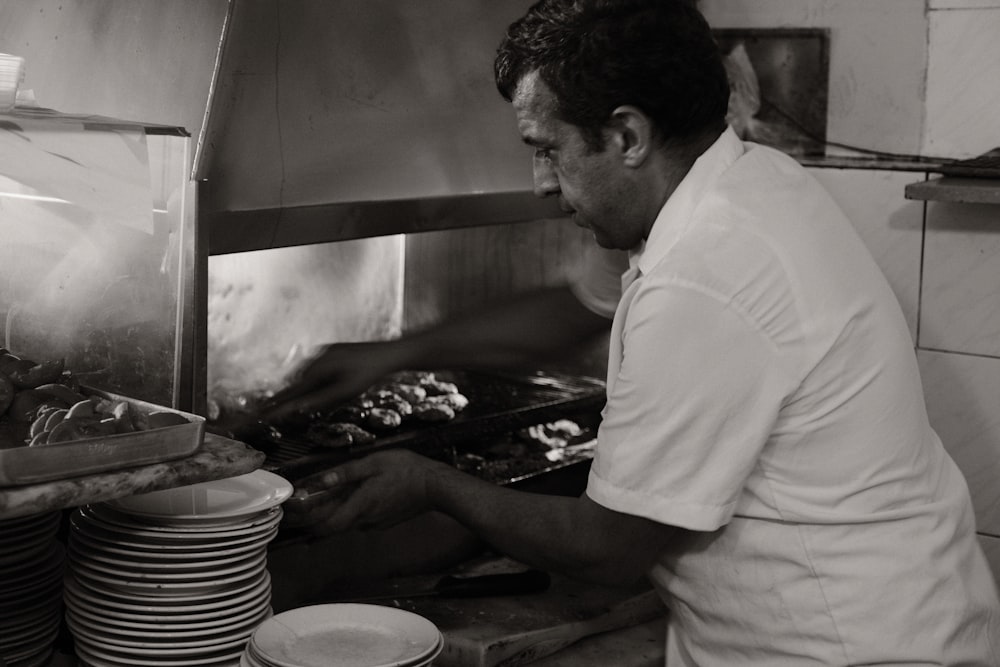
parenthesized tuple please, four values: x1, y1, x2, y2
(260, 341, 408, 423)
(282, 449, 448, 534)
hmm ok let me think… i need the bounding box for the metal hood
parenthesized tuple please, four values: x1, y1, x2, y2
(197, 0, 564, 255)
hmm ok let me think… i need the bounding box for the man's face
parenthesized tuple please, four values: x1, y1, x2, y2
(512, 72, 644, 251)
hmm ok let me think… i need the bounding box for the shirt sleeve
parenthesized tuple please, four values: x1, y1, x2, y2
(587, 279, 792, 532)
(570, 245, 628, 319)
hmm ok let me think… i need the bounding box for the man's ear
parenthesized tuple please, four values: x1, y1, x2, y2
(608, 105, 653, 167)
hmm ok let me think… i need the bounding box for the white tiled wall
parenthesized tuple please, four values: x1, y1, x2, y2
(919, 2, 1000, 574)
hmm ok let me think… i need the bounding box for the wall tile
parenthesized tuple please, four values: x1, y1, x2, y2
(921, 202, 1000, 356)
(980, 535, 1000, 593)
(924, 9, 1000, 157)
(699, 0, 927, 157)
(808, 168, 923, 340)
(918, 349, 1000, 537)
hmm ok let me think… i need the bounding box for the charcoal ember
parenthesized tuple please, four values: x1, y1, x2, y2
(305, 422, 376, 447)
(412, 401, 455, 423)
(365, 407, 402, 432)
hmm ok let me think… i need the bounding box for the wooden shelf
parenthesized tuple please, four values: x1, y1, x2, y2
(905, 176, 1000, 204)
(0, 433, 264, 520)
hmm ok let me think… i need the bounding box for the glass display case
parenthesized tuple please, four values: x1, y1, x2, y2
(0, 107, 195, 409)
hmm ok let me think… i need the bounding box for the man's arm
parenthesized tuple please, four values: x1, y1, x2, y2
(287, 449, 676, 587)
(263, 285, 610, 421)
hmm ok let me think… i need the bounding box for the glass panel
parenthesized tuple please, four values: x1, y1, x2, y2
(0, 111, 190, 406)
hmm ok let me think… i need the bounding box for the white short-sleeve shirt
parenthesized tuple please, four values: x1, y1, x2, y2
(585, 127, 1000, 665)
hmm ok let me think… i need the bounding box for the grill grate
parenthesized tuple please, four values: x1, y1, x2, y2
(254, 370, 606, 480)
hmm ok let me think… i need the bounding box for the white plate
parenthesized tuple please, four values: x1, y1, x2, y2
(251, 604, 442, 667)
(68, 522, 270, 562)
(77, 505, 283, 541)
(66, 582, 270, 632)
(0, 513, 60, 566)
(69, 533, 267, 571)
(69, 542, 266, 581)
(73, 636, 246, 666)
(72, 626, 252, 658)
(71, 511, 281, 551)
(71, 566, 270, 604)
(106, 470, 293, 524)
(89, 503, 284, 534)
(64, 571, 272, 617)
(0, 543, 64, 601)
(66, 606, 269, 647)
(71, 553, 267, 596)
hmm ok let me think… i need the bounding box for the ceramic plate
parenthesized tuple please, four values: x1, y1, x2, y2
(66, 606, 269, 647)
(71, 567, 270, 604)
(68, 543, 265, 581)
(106, 470, 293, 524)
(64, 571, 272, 617)
(78, 504, 283, 541)
(67, 594, 271, 635)
(69, 533, 266, 571)
(71, 511, 280, 551)
(73, 636, 245, 666)
(251, 604, 442, 667)
(71, 554, 267, 596)
(68, 522, 269, 561)
(88, 504, 284, 534)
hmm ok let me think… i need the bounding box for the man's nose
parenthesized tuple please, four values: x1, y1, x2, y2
(532, 162, 559, 198)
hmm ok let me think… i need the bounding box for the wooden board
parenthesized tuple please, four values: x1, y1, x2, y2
(393, 572, 667, 667)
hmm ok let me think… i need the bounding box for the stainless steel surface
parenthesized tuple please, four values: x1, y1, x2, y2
(207, 191, 566, 255)
(197, 0, 539, 251)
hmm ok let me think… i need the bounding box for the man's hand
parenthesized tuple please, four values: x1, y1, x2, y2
(260, 341, 409, 422)
(283, 449, 449, 533)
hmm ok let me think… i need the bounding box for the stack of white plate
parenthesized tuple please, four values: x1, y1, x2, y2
(64, 470, 293, 667)
(243, 604, 444, 667)
(0, 511, 65, 667)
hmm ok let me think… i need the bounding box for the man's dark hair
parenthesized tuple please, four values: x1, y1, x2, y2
(495, 0, 729, 151)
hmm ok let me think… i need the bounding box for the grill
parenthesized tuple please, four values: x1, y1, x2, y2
(247, 370, 606, 485)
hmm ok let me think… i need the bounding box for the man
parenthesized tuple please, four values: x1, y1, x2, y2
(266, 1, 1000, 663)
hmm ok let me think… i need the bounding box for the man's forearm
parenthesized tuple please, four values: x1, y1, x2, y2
(424, 461, 672, 586)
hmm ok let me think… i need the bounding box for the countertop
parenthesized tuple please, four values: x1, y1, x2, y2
(0, 432, 265, 520)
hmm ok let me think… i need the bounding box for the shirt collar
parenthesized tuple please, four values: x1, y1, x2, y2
(629, 126, 745, 277)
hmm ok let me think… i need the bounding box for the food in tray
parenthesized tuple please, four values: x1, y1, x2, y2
(305, 421, 378, 448)
(0, 348, 191, 449)
(286, 370, 471, 448)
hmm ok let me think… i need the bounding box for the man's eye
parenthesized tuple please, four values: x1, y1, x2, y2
(534, 148, 552, 161)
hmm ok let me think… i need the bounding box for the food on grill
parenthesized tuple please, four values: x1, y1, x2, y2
(518, 419, 585, 449)
(328, 404, 368, 425)
(363, 389, 413, 417)
(305, 421, 376, 448)
(412, 401, 455, 422)
(385, 383, 427, 405)
(421, 379, 460, 396)
(423, 392, 469, 413)
(366, 407, 403, 431)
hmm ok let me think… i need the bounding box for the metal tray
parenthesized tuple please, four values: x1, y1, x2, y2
(258, 369, 606, 481)
(0, 387, 205, 487)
